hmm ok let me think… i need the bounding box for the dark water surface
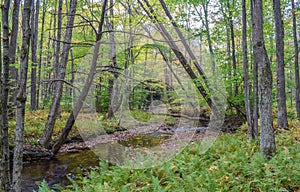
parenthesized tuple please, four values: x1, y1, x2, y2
(22, 150, 99, 192)
(21, 135, 165, 191)
(21, 127, 205, 191)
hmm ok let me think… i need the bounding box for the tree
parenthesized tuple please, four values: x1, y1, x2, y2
(53, 0, 107, 154)
(30, 0, 40, 110)
(37, 0, 47, 109)
(219, 0, 238, 96)
(107, 0, 119, 119)
(8, 0, 21, 116)
(12, 0, 32, 190)
(291, 0, 300, 119)
(242, 0, 256, 140)
(1, 0, 12, 190)
(40, 0, 77, 148)
(193, 0, 216, 72)
(138, 0, 212, 109)
(251, 0, 276, 159)
(273, 0, 288, 129)
(251, 0, 259, 141)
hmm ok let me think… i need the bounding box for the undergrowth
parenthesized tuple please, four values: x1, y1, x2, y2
(39, 120, 300, 192)
(9, 110, 125, 146)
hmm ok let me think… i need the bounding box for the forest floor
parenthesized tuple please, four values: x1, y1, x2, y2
(38, 118, 300, 192)
(24, 111, 243, 155)
(14, 110, 300, 191)
(18, 109, 244, 162)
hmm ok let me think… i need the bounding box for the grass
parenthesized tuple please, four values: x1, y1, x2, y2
(8, 110, 70, 146)
(38, 120, 300, 192)
(8, 110, 125, 146)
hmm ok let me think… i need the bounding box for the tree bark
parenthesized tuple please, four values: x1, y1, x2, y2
(193, 1, 216, 72)
(242, 0, 255, 140)
(273, 0, 288, 129)
(291, 0, 300, 119)
(0, 19, 6, 190)
(107, 0, 119, 119)
(40, 0, 77, 148)
(31, 0, 40, 110)
(12, 0, 32, 190)
(37, 0, 47, 109)
(52, 0, 107, 154)
(1, 0, 12, 190)
(252, 0, 276, 159)
(138, 0, 212, 109)
(251, 0, 259, 138)
(159, 0, 208, 80)
(54, 0, 63, 78)
(228, 0, 238, 96)
(8, 0, 21, 117)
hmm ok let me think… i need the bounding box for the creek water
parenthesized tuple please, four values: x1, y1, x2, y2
(22, 127, 206, 191)
(21, 134, 172, 191)
(22, 149, 99, 191)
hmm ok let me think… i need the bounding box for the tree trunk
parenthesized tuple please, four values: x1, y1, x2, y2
(159, 0, 208, 80)
(226, 22, 232, 97)
(138, 0, 212, 109)
(291, 0, 300, 119)
(31, 0, 40, 110)
(251, 0, 259, 138)
(53, 0, 63, 79)
(273, 0, 288, 129)
(37, 0, 47, 109)
(52, 0, 107, 154)
(107, 0, 119, 119)
(40, 0, 77, 148)
(0, 19, 6, 190)
(8, 0, 21, 117)
(1, 0, 12, 190)
(242, 0, 255, 140)
(12, 0, 32, 190)
(193, 1, 216, 72)
(202, 1, 216, 72)
(228, 0, 238, 96)
(251, 0, 276, 159)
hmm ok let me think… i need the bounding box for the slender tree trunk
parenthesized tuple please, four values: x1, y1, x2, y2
(159, 0, 207, 80)
(0, 20, 5, 191)
(8, 0, 21, 117)
(40, 0, 77, 148)
(228, 0, 238, 96)
(54, 0, 63, 78)
(37, 0, 47, 109)
(51, 0, 57, 83)
(9, 0, 21, 65)
(69, 48, 75, 99)
(193, 1, 216, 72)
(53, 0, 107, 154)
(42, 14, 54, 108)
(251, 0, 259, 137)
(226, 24, 232, 97)
(273, 0, 288, 129)
(0, 75, 3, 192)
(138, 0, 212, 108)
(291, 0, 300, 119)
(252, 0, 276, 159)
(107, 0, 119, 119)
(202, 2, 215, 72)
(1, 0, 12, 190)
(12, 0, 32, 190)
(242, 0, 255, 140)
(31, 0, 40, 110)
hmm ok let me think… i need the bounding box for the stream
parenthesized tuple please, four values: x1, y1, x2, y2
(21, 127, 208, 191)
(22, 150, 99, 192)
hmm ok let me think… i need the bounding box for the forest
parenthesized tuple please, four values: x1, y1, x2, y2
(0, 0, 300, 191)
